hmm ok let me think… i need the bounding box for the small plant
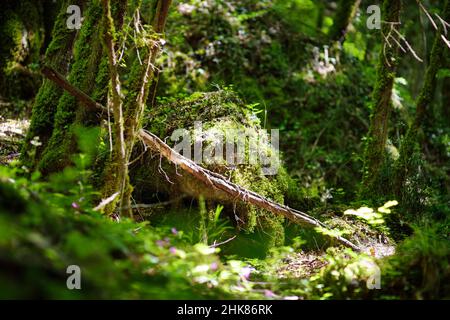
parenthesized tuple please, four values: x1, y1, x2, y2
(344, 200, 398, 226)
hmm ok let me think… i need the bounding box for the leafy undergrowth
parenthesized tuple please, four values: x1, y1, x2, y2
(2, 160, 450, 299)
(0, 165, 266, 299)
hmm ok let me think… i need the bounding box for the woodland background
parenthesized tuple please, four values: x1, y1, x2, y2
(0, 0, 449, 299)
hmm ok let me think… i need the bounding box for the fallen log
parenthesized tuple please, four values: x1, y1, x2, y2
(41, 65, 361, 252)
(138, 129, 361, 251)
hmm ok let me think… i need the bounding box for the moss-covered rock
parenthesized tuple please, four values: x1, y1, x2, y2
(132, 90, 293, 251)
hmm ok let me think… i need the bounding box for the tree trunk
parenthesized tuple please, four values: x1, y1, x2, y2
(394, 0, 450, 198)
(99, 0, 172, 216)
(360, 0, 402, 200)
(21, 0, 172, 218)
(21, 0, 80, 169)
(329, 0, 361, 43)
(37, 1, 111, 174)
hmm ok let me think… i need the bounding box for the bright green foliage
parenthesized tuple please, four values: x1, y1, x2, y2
(0, 160, 270, 299)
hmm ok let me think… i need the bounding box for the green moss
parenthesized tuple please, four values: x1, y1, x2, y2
(37, 1, 105, 174)
(147, 90, 258, 137)
(360, 0, 402, 200)
(138, 90, 293, 251)
(21, 0, 76, 169)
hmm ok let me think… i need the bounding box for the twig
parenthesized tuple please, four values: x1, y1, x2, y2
(124, 196, 186, 210)
(391, 28, 424, 62)
(210, 235, 237, 248)
(441, 34, 450, 49)
(435, 13, 450, 35)
(417, 0, 438, 31)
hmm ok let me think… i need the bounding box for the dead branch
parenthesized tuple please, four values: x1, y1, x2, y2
(417, 0, 438, 31)
(210, 235, 237, 248)
(390, 28, 423, 62)
(435, 13, 450, 35)
(41, 66, 105, 113)
(138, 129, 361, 251)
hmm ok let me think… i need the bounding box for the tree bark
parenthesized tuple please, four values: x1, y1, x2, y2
(21, 0, 80, 169)
(394, 0, 450, 198)
(360, 0, 402, 200)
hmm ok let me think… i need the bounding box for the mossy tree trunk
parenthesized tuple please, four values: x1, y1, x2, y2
(37, 1, 112, 174)
(22, 0, 172, 218)
(21, 0, 83, 169)
(329, 0, 361, 43)
(360, 0, 402, 200)
(121, 0, 172, 214)
(100, 0, 172, 216)
(394, 0, 450, 198)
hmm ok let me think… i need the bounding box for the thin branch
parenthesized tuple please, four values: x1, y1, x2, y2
(417, 0, 438, 31)
(391, 27, 424, 62)
(41, 66, 105, 113)
(139, 129, 361, 251)
(124, 196, 186, 210)
(210, 236, 237, 248)
(441, 34, 450, 49)
(435, 13, 450, 35)
(389, 33, 407, 53)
